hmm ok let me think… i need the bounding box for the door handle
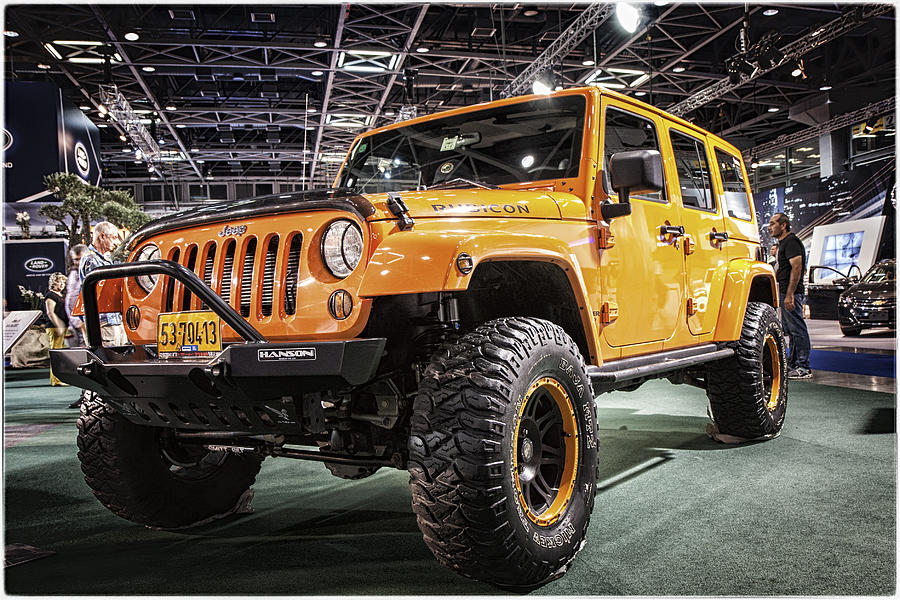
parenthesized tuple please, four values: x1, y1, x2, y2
(659, 225, 685, 237)
(709, 231, 729, 242)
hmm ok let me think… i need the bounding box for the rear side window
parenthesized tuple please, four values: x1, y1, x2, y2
(670, 130, 715, 212)
(715, 149, 753, 221)
(603, 107, 666, 203)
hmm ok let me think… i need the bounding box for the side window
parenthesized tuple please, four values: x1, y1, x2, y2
(670, 130, 715, 212)
(714, 149, 753, 221)
(603, 107, 666, 202)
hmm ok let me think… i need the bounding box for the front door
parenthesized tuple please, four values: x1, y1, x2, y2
(599, 100, 685, 348)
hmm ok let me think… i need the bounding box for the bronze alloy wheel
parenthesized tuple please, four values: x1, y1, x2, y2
(763, 334, 782, 412)
(514, 376, 579, 527)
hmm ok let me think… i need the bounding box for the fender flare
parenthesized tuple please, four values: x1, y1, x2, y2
(713, 258, 778, 342)
(357, 230, 601, 361)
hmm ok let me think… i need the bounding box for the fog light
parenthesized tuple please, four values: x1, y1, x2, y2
(125, 305, 141, 330)
(329, 290, 353, 320)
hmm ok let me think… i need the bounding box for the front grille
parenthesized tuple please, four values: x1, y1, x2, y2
(853, 299, 895, 310)
(240, 238, 257, 318)
(158, 233, 303, 320)
(261, 236, 279, 317)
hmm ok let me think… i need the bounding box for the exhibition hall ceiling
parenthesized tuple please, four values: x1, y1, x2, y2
(4, 3, 895, 189)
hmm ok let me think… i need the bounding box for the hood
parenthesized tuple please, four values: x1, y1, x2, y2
(843, 281, 896, 301)
(128, 187, 585, 250)
(364, 189, 583, 220)
(128, 188, 375, 250)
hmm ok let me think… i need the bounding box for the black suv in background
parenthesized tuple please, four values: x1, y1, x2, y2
(838, 259, 896, 336)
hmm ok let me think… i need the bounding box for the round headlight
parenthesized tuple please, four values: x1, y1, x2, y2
(321, 219, 363, 278)
(134, 244, 160, 293)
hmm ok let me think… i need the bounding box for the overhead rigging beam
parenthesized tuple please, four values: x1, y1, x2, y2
(669, 4, 892, 117)
(91, 7, 203, 181)
(372, 5, 429, 123)
(741, 96, 896, 161)
(308, 4, 347, 187)
(501, 3, 614, 97)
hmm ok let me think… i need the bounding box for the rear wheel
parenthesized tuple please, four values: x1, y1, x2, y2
(409, 317, 598, 589)
(707, 302, 788, 439)
(77, 393, 263, 529)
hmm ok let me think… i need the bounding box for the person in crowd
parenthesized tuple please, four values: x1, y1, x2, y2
(79, 222, 128, 347)
(44, 272, 69, 386)
(767, 212, 812, 379)
(65, 243, 88, 347)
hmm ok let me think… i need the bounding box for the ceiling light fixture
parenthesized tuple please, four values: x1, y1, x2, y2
(616, 3, 641, 34)
(4, 30, 19, 37)
(142, 66, 155, 72)
(68, 57, 105, 64)
(819, 84, 833, 91)
(791, 59, 806, 79)
(313, 38, 328, 48)
(634, 91, 647, 96)
(532, 79, 552, 95)
(175, 124, 186, 128)
(311, 70, 324, 77)
(763, 8, 779, 16)
(767, 107, 779, 113)
(415, 46, 430, 53)
(165, 104, 176, 111)
(52, 40, 104, 46)
(119, 134, 127, 141)
(124, 32, 140, 41)
(582, 57, 595, 66)
(37, 63, 51, 70)
(672, 66, 686, 73)
(43, 43, 62, 60)
(79, 105, 90, 110)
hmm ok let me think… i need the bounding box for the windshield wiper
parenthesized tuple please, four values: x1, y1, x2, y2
(427, 177, 500, 190)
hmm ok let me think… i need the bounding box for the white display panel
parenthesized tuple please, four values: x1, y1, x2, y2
(808, 215, 886, 281)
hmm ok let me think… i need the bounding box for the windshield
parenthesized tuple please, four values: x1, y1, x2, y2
(337, 95, 586, 193)
(861, 262, 895, 283)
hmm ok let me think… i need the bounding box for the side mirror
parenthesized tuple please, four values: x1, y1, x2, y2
(600, 201, 632, 222)
(609, 149, 664, 204)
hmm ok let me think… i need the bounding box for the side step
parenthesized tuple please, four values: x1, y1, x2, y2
(588, 343, 734, 393)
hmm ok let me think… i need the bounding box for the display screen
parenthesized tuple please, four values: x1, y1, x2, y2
(821, 231, 863, 278)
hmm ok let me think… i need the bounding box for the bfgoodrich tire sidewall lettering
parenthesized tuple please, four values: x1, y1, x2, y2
(503, 345, 597, 563)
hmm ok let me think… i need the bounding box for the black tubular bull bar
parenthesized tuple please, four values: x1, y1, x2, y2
(50, 260, 386, 431)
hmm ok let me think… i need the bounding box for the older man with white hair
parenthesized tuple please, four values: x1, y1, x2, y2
(79, 221, 129, 347)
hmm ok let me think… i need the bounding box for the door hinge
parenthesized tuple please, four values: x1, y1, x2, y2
(598, 226, 615, 249)
(687, 298, 698, 316)
(683, 235, 695, 256)
(600, 301, 619, 323)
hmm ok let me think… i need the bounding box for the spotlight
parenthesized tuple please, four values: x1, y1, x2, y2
(616, 3, 641, 33)
(532, 79, 552, 95)
(118, 134, 127, 141)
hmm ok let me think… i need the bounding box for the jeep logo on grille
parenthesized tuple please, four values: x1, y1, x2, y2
(218, 224, 247, 237)
(258, 348, 316, 361)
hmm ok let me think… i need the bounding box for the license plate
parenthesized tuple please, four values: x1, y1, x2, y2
(157, 310, 222, 357)
(869, 310, 888, 321)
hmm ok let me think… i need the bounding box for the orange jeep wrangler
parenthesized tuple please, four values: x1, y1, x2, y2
(53, 86, 786, 589)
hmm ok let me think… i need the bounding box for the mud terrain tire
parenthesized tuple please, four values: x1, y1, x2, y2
(707, 302, 788, 439)
(77, 393, 264, 529)
(409, 317, 598, 589)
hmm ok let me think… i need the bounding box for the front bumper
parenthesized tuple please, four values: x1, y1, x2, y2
(838, 304, 896, 329)
(51, 259, 385, 431)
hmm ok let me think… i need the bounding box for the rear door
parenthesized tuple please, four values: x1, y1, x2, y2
(662, 124, 728, 336)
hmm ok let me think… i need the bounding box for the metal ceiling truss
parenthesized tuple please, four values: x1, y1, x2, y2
(3, 3, 894, 201)
(743, 97, 897, 162)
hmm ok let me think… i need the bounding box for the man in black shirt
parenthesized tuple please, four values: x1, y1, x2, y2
(768, 212, 811, 379)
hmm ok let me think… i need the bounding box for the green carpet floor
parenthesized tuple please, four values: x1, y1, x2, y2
(3, 368, 895, 595)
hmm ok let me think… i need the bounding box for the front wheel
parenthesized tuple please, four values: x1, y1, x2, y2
(707, 302, 788, 439)
(840, 325, 862, 336)
(77, 393, 264, 529)
(408, 318, 598, 589)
